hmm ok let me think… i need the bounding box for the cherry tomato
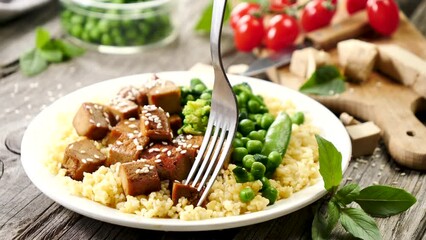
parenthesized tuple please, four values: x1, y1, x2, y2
(300, 0, 337, 32)
(269, 0, 296, 11)
(234, 15, 264, 52)
(366, 0, 399, 36)
(346, 0, 368, 14)
(264, 14, 299, 51)
(230, 2, 261, 29)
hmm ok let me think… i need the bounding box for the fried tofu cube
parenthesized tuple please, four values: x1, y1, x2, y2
(72, 102, 114, 140)
(117, 86, 148, 106)
(168, 114, 182, 133)
(173, 134, 203, 162)
(108, 97, 140, 122)
(140, 105, 172, 141)
(62, 139, 106, 181)
(119, 161, 161, 196)
(338, 39, 378, 82)
(104, 118, 140, 145)
(171, 182, 201, 206)
(147, 83, 181, 114)
(107, 133, 150, 166)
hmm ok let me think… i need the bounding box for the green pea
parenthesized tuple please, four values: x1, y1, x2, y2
(248, 130, 264, 142)
(253, 154, 268, 165)
(125, 29, 138, 40)
(260, 113, 275, 129)
(248, 100, 261, 113)
(81, 31, 90, 42)
(101, 34, 113, 45)
(232, 166, 254, 183)
(238, 92, 250, 104)
(70, 14, 85, 25)
(200, 92, 212, 100)
(239, 187, 255, 203)
(237, 95, 246, 108)
(232, 147, 248, 162)
(89, 28, 101, 42)
(251, 162, 266, 180)
(246, 140, 263, 154)
(266, 151, 282, 171)
(262, 186, 278, 205)
(190, 78, 204, 88)
(235, 132, 243, 139)
(70, 25, 83, 38)
(258, 129, 267, 139)
(240, 137, 250, 146)
(291, 112, 305, 125)
(232, 138, 244, 148)
(97, 19, 110, 33)
(239, 119, 255, 136)
(242, 155, 255, 169)
(260, 177, 271, 191)
(239, 109, 248, 120)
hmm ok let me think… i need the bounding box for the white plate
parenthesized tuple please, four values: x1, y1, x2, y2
(21, 71, 351, 231)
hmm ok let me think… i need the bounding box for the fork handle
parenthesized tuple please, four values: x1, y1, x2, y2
(210, 0, 227, 77)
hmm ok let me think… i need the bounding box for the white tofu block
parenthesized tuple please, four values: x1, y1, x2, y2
(376, 44, 426, 97)
(338, 39, 378, 82)
(290, 47, 331, 78)
(346, 121, 381, 157)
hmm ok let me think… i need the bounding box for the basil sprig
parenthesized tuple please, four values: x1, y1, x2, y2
(20, 27, 84, 76)
(313, 135, 417, 240)
(299, 65, 346, 96)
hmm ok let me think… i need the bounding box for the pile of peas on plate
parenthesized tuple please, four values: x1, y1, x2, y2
(60, 0, 174, 47)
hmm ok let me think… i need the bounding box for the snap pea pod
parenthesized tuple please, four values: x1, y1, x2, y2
(261, 112, 292, 158)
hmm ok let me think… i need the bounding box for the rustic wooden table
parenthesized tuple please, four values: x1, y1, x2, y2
(1, 0, 425, 239)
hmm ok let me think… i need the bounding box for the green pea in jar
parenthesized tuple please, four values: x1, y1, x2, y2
(60, 0, 178, 54)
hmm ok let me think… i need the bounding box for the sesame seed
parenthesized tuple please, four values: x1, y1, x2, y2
(128, 124, 137, 129)
(136, 145, 143, 151)
(154, 159, 162, 163)
(161, 148, 168, 153)
(86, 158, 93, 162)
(96, 123, 101, 127)
(145, 120, 149, 126)
(400, 172, 406, 176)
(129, 117, 136, 121)
(192, 145, 199, 148)
(162, 141, 168, 145)
(167, 150, 171, 156)
(149, 165, 155, 170)
(80, 150, 86, 154)
(116, 141, 123, 145)
(94, 154, 100, 159)
(181, 150, 187, 154)
(156, 154, 161, 159)
(81, 159, 87, 163)
(186, 144, 192, 148)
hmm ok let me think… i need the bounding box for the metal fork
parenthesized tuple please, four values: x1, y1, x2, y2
(184, 0, 239, 206)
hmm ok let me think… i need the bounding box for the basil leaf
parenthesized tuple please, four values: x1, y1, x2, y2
(355, 185, 416, 217)
(299, 65, 345, 96)
(35, 27, 51, 49)
(335, 183, 361, 205)
(54, 39, 85, 58)
(340, 208, 381, 240)
(19, 49, 48, 76)
(39, 48, 63, 63)
(194, 0, 231, 34)
(312, 201, 340, 240)
(315, 135, 342, 193)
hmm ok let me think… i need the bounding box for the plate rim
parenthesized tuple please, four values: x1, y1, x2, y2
(21, 71, 351, 231)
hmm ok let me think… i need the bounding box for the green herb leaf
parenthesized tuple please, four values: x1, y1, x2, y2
(19, 49, 48, 76)
(355, 185, 417, 217)
(299, 65, 345, 96)
(315, 135, 342, 193)
(312, 201, 340, 240)
(54, 39, 85, 58)
(35, 27, 51, 49)
(39, 47, 63, 63)
(194, 0, 231, 34)
(340, 208, 381, 240)
(335, 183, 361, 205)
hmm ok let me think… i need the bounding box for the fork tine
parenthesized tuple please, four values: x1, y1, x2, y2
(184, 117, 215, 185)
(196, 128, 235, 206)
(191, 124, 220, 188)
(197, 125, 226, 191)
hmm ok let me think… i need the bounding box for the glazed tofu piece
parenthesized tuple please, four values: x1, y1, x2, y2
(104, 118, 140, 145)
(140, 105, 172, 141)
(173, 134, 203, 161)
(168, 114, 182, 133)
(119, 161, 161, 196)
(140, 142, 193, 181)
(107, 133, 150, 166)
(62, 139, 106, 181)
(338, 39, 378, 82)
(108, 97, 140, 122)
(147, 83, 181, 114)
(171, 182, 201, 205)
(72, 102, 114, 140)
(117, 86, 148, 106)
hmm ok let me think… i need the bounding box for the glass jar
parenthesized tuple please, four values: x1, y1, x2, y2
(59, 0, 178, 54)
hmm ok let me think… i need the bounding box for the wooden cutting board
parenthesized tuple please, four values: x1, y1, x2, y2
(268, 12, 426, 170)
